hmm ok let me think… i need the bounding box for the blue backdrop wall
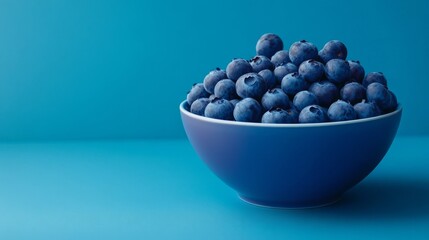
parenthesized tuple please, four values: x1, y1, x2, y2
(0, 0, 428, 141)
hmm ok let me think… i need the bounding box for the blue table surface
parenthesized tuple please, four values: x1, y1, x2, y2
(0, 136, 428, 240)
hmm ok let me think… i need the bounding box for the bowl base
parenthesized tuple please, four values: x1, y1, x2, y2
(238, 194, 341, 209)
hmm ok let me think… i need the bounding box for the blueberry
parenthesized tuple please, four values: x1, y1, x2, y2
(348, 60, 365, 83)
(313, 54, 325, 63)
(226, 58, 253, 82)
(327, 100, 357, 122)
(190, 98, 210, 116)
(183, 101, 191, 111)
(385, 90, 398, 112)
(214, 79, 238, 100)
(261, 88, 290, 111)
(289, 40, 318, 66)
(366, 82, 392, 112)
(298, 59, 325, 83)
(204, 98, 234, 120)
(236, 73, 267, 99)
(187, 83, 210, 105)
(271, 50, 290, 66)
(309, 81, 339, 107)
(256, 33, 284, 58)
(233, 98, 262, 122)
(250, 55, 274, 72)
(230, 99, 240, 107)
(320, 106, 329, 116)
(203, 68, 227, 94)
(209, 94, 217, 101)
(258, 69, 277, 90)
(340, 82, 366, 105)
(325, 59, 351, 85)
(363, 72, 388, 88)
(288, 107, 300, 123)
(353, 100, 381, 119)
(261, 108, 296, 123)
(299, 105, 328, 123)
(281, 72, 309, 97)
(274, 63, 298, 84)
(318, 40, 348, 63)
(293, 90, 319, 111)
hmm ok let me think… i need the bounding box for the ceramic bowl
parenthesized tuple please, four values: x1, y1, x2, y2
(180, 101, 402, 208)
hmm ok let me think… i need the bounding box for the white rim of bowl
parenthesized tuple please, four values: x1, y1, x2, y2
(180, 100, 402, 128)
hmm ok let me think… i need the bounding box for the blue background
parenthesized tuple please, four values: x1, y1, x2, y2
(0, 1, 429, 239)
(0, 0, 428, 141)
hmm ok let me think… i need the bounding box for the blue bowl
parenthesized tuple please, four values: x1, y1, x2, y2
(180, 101, 402, 208)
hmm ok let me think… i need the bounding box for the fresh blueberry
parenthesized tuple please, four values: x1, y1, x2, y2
(183, 101, 191, 111)
(261, 88, 290, 111)
(348, 60, 365, 83)
(320, 106, 328, 115)
(271, 50, 290, 66)
(233, 98, 262, 122)
(298, 59, 325, 83)
(340, 82, 366, 105)
(325, 59, 351, 85)
(209, 94, 217, 101)
(236, 73, 267, 99)
(258, 69, 277, 90)
(204, 98, 234, 120)
(281, 72, 309, 97)
(288, 107, 300, 123)
(214, 79, 238, 100)
(226, 58, 253, 82)
(230, 99, 240, 107)
(363, 72, 388, 88)
(293, 90, 319, 111)
(256, 33, 284, 58)
(289, 40, 318, 66)
(261, 108, 297, 123)
(308, 81, 339, 107)
(313, 54, 325, 63)
(250, 55, 274, 72)
(366, 82, 392, 112)
(327, 100, 357, 122)
(299, 105, 328, 123)
(203, 68, 228, 94)
(385, 90, 398, 113)
(318, 40, 348, 63)
(187, 83, 210, 105)
(353, 100, 381, 119)
(274, 63, 298, 84)
(190, 98, 211, 116)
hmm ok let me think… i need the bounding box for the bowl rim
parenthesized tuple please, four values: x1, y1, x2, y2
(180, 100, 402, 128)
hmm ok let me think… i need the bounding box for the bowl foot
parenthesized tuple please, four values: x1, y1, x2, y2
(238, 194, 341, 209)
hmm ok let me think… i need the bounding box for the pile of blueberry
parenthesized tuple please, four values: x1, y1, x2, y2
(185, 33, 398, 123)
